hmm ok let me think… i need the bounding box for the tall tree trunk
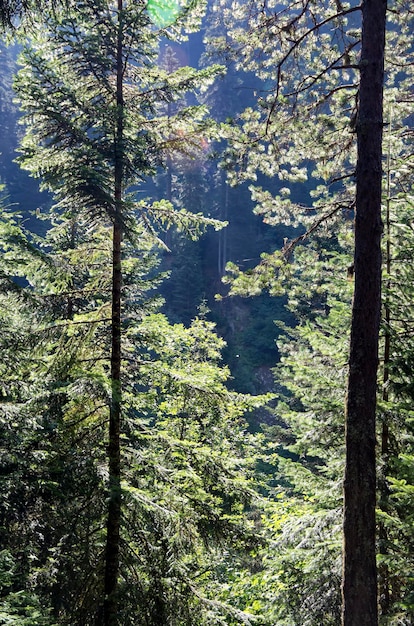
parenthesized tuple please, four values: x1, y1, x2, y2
(342, 1, 387, 625)
(104, 223, 122, 626)
(103, 1, 124, 624)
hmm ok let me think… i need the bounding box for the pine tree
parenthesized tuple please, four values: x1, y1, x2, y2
(7, 2, 269, 623)
(0, 203, 268, 623)
(14, 1, 222, 620)
(206, 0, 412, 622)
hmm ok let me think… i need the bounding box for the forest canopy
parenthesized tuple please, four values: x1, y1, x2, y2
(0, 0, 413, 625)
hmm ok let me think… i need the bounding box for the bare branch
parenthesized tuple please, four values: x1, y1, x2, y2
(282, 201, 354, 258)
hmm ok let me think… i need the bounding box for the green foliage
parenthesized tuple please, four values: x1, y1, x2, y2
(374, 102, 414, 623)
(2, 0, 413, 624)
(14, 1, 223, 239)
(204, 0, 414, 621)
(0, 544, 55, 625)
(117, 311, 269, 625)
(0, 3, 265, 620)
(0, 195, 270, 623)
(257, 240, 351, 624)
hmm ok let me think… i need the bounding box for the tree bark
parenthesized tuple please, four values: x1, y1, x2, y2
(342, 1, 387, 624)
(103, 1, 124, 624)
(103, 223, 122, 626)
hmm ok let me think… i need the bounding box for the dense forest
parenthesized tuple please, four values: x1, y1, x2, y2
(0, 0, 413, 625)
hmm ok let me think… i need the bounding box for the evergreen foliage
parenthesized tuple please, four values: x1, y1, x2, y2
(203, 0, 413, 623)
(0, 1, 273, 623)
(0, 199, 267, 624)
(0, 0, 413, 624)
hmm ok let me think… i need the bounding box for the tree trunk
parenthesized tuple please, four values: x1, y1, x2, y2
(103, 223, 122, 626)
(103, 1, 124, 624)
(342, 1, 387, 625)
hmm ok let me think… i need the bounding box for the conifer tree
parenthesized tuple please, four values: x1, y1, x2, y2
(207, 0, 411, 622)
(14, 1, 221, 620)
(8, 2, 270, 623)
(0, 201, 267, 624)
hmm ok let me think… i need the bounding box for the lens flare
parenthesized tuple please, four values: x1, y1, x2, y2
(147, 0, 182, 27)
